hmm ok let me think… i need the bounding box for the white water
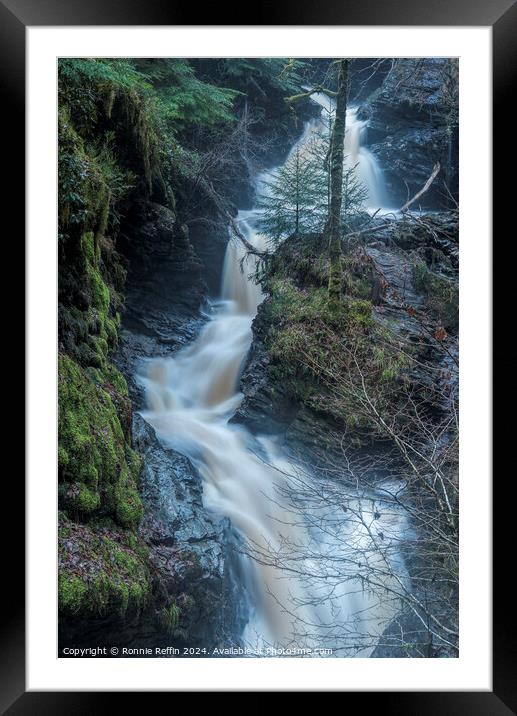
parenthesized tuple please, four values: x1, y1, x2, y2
(139, 102, 406, 656)
(310, 90, 391, 212)
(344, 106, 390, 210)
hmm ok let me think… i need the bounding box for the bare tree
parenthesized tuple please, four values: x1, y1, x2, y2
(240, 288, 458, 657)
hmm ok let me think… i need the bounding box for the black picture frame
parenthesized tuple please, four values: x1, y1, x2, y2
(7, 0, 509, 708)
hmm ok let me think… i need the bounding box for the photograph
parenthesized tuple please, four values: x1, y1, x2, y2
(57, 56, 460, 660)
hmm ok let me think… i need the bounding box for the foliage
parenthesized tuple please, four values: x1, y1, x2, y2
(58, 107, 136, 239)
(257, 144, 323, 242)
(260, 235, 411, 438)
(411, 259, 459, 331)
(58, 354, 143, 527)
(158, 603, 182, 634)
(133, 59, 239, 131)
(257, 119, 368, 245)
(219, 58, 308, 94)
(58, 514, 151, 617)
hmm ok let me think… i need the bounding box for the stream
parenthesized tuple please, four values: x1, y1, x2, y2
(138, 99, 409, 656)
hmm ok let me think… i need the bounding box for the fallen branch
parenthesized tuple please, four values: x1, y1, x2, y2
(285, 85, 338, 104)
(198, 176, 266, 258)
(346, 162, 443, 240)
(400, 162, 441, 212)
(227, 213, 265, 258)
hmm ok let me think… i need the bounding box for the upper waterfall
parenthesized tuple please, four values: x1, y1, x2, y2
(309, 91, 391, 211)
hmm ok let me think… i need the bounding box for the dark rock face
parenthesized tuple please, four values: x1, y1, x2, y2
(187, 214, 231, 297)
(133, 414, 248, 647)
(232, 308, 296, 438)
(119, 202, 207, 342)
(359, 59, 458, 209)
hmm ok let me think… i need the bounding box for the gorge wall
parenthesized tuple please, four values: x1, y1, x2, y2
(57, 58, 318, 652)
(358, 58, 459, 209)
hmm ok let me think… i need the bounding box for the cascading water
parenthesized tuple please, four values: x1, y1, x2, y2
(344, 107, 390, 210)
(310, 90, 391, 211)
(139, 100, 405, 656)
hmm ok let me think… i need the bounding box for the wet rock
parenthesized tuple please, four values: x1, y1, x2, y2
(232, 309, 297, 437)
(120, 203, 207, 343)
(133, 413, 247, 646)
(359, 59, 458, 210)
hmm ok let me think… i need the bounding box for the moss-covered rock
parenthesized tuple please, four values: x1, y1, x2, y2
(58, 514, 151, 617)
(242, 231, 414, 447)
(411, 259, 459, 331)
(58, 354, 143, 528)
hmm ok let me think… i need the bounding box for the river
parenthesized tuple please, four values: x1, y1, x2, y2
(138, 98, 408, 656)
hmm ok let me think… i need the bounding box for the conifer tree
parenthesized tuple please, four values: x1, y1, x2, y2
(284, 59, 350, 307)
(257, 145, 322, 243)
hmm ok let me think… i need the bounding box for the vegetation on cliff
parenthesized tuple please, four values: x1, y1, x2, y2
(57, 57, 311, 638)
(58, 56, 459, 656)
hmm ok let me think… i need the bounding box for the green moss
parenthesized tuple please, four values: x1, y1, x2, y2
(58, 354, 143, 527)
(159, 603, 181, 634)
(103, 364, 128, 396)
(114, 482, 144, 528)
(261, 265, 410, 440)
(345, 298, 373, 326)
(411, 260, 459, 331)
(58, 445, 70, 466)
(58, 516, 151, 618)
(80, 231, 99, 266)
(58, 574, 88, 613)
(86, 261, 110, 314)
(62, 482, 101, 513)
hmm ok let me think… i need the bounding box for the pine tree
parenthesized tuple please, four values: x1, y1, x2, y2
(305, 121, 368, 234)
(257, 145, 322, 243)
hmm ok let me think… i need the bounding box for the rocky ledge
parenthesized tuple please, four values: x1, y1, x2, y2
(233, 212, 458, 463)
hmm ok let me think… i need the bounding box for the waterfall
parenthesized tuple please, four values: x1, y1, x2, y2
(344, 107, 390, 210)
(139, 103, 406, 656)
(310, 91, 390, 211)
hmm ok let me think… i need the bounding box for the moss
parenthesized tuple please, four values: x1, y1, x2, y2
(86, 263, 110, 313)
(74, 341, 103, 369)
(80, 231, 99, 266)
(58, 354, 143, 527)
(345, 298, 373, 326)
(113, 481, 144, 528)
(261, 265, 410, 440)
(411, 259, 459, 331)
(58, 445, 70, 466)
(103, 363, 128, 396)
(62, 482, 101, 513)
(58, 574, 88, 614)
(58, 516, 151, 618)
(158, 603, 182, 634)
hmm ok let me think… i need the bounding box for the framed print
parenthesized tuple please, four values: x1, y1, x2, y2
(5, 0, 509, 707)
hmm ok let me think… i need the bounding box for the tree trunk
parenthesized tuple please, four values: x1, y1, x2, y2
(295, 149, 300, 235)
(326, 59, 348, 309)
